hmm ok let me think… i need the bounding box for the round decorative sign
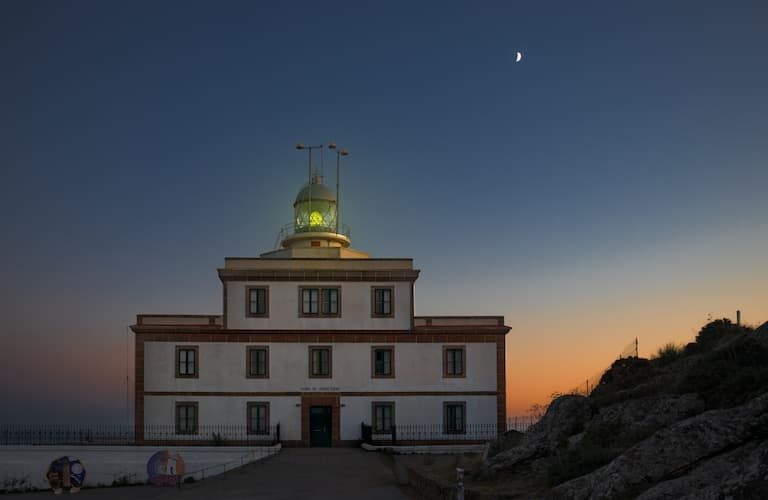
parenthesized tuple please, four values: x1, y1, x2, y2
(46, 456, 86, 493)
(147, 450, 185, 486)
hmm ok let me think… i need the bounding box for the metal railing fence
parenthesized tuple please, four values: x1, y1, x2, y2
(362, 423, 499, 444)
(506, 415, 539, 433)
(0, 423, 280, 446)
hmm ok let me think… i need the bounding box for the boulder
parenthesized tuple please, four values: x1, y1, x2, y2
(579, 393, 705, 448)
(753, 321, 768, 346)
(485, 395, 590, 473)
(546, 392, 768, 499)
(636, 438, 768, 500)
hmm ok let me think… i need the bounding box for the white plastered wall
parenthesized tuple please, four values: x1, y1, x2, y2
(143, 342, 497, 392)
(144, 396, 302, 441)
(142, 395, 497, 442)
(225, 281, 412, 330)
(339, 395, 497, 440)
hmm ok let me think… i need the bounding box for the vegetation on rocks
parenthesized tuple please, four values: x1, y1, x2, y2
(481, 318, 768, 499)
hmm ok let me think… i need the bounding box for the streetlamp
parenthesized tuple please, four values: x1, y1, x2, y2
(327, 143, 349, 235)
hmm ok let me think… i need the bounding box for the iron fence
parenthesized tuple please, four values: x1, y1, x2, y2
(362, 423, 499, 444)
(0, 424, 280, 446)
(506, 415, 539, 433)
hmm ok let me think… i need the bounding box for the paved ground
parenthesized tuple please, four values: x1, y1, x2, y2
(19, 448, 417, 499)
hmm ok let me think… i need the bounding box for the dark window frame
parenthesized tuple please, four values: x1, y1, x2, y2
(245, 346, 270, 379)
(308, 345, 333, 378)
(245, 286, 269, 317)
(372, 402, 395, 433)
(371, 346, 395, 378)
(175, 402, 199, 434)
(443, 402, 466, 435)
(247, 402, 270, 435)
(299, 287, 341, 317)
(442, 345, 466, 378)
(371, 286, 395, 318)
(175, 346, 199, 379)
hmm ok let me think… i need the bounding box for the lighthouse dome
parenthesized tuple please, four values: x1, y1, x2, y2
(294, 182, 336, 205)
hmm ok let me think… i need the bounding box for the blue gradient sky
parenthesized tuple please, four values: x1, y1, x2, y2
(1, 1, 767, 422)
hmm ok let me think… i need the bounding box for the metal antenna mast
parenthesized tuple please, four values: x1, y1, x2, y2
(328, 143, 349, 234)
(295, 143, 324, 184)
(296, 143, 324, 229)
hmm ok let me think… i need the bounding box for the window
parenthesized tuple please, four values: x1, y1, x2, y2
(444, 402, 466, 434)
(372, 402, 395, 433)
(175, 346, 199, 378)
(372, 346, 394, 378)
(309, 346, 332, 378)
(246, 286, 268, 317)
(443, 346, 466, 377)
(247, 402, 270, 435)
(300, 287, 340, 317)
(176, 402, 198, 434)
(371, 287, 394, 317)
(246, 346, 269, 378)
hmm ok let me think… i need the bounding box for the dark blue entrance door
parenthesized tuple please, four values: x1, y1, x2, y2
(309, 406, 332, 447)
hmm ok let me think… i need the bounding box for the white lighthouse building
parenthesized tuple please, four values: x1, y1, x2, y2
(132, 159, 510, 446)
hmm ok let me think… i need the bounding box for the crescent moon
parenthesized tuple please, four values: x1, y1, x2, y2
(515, 51, 523, 63)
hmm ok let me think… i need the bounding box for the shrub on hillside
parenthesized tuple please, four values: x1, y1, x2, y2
(695, 319, 753, 348)
(596, 357, 654, 392)
(679, 334, 768, 408)
(652, 342, 684, 366)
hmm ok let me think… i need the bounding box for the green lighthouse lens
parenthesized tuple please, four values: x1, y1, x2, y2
(309, 211, 324, 227)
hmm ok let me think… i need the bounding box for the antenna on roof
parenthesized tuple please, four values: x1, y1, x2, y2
(328, 143, 350, 234)
(295, 143, 323, 184)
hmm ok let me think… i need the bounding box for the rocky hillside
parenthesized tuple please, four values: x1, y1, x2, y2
(483, 319, 768, 499)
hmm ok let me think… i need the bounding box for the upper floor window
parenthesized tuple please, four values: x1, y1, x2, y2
(444, 402, 466, 434)
(246, 286, 268, 317)
(371, 287, 394, 317)
(300, 287, 340, 317)
(372, 402, 395, 433)
(372, 346, 394, 378)
(176, 402, 198, 434)
(443, 346, 466, 378)
(176, 346, 198, 378)
(246, 346, 269, 378)
(247, 402, 270, 435)
(309, 346, 332, 378)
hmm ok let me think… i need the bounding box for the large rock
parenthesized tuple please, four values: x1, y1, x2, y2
(578, 393, 705, 448)
(546, 392, 768, 499)
(636, 439, 768, 500)
(753, 321, 768, 346)
(486, 395, 590, 473)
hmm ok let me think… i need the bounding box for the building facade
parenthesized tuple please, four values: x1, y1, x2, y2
(132, 175, 510, 446)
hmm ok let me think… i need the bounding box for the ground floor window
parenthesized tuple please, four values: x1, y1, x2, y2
(372, 402, 395, 433)
(247, 402, 270, 434)
(444, 402, 466, 434)
(176, 402, 198, 434)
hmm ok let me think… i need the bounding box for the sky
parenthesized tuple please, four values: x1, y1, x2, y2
(1, 1, 767, 423)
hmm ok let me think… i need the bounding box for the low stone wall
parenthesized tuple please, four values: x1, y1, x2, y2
(0, 444, 280, 492)
(362, 443, 487, 454)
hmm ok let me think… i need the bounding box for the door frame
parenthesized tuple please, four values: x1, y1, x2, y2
(301, 394, 340, 446)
